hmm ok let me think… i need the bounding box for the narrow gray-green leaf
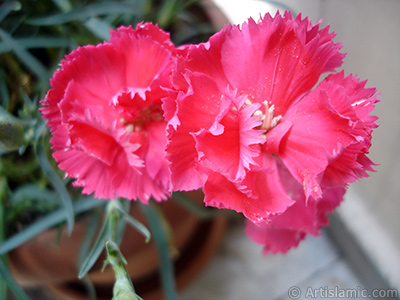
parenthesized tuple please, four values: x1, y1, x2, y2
(140, 202, 178, 300)
(113, 202, 150, 242)
(27, 2, 141, 26)
(80, 275, 97, 300)
(0, 29, 49, 84)
(0, 196, 105, 255)
(78, 208, 102, 266)
(0, 37, 71, 54)
(83, 17, 112, 40)
(51, 0, 72, 12)
(35, 137, 74, 234)
(0, 1, 21, 23)
(0, 259, 7, 300)
(0, 179, 7, 299)
(0, 79, 10, 109)
(156, 0, 179, 28)
(0, 258, 31, 300)
(124, 213, 151, 243)
(172, 191, 219, 219)
(0, 176, 6, 242)
(11, 184, 58, 205)
(78, 214, 111, 278)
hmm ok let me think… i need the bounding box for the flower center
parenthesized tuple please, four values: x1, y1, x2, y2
(245, 100, 282, 134)
(112, 89, 165, 133)
(119, 104, 164, 133)
(259, 101, 282, 132)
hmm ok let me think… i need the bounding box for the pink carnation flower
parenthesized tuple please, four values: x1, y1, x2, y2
(245, 160, 346, 254)
(164, 12, 379, 252)
(41, 23, 178, 202)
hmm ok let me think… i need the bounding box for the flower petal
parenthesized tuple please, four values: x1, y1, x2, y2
(144, 121, 171, 187)
(266, 87, 355, 199)
(204, 155, 294, 223)
(319, 71, 379, 186)
(41, 43, 125, 130)
(245, 221, 306, 254)
(110, 23, 176, 52)
(219, 11, 345, 115)
(111, 29, 174, 94)
(245, 162, 345, 254)
(194, 90, 264, 181)
(165, 71, 225, 190)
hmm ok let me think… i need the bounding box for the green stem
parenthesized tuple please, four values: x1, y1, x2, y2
(105, 241, 140, 300)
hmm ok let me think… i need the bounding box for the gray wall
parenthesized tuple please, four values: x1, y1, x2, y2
(298, 0, 400, 249)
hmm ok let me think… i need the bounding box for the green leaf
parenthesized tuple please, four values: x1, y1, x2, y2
(140, 202, 178, 300)
(51, 0, 72, 12)
(83, 17, 113, 40)
(78, 208, 102, 266)
(0, 29, 49, 85)
(79, 275, 97, 300)
(0, 37, 71, 54)
(10, 184, 58, 206)
(172, 191, 220, 219)
(0, 1, 21, 23)
(0, 196, 105, 255)
(78, 212, 111, 279)
(0, 79, 10, 109)
(0, 107, 25, 152)
(0, 177, 7, 299)
(0, 259, 6, 300)
(35, 137, 74, 234)
(113, 201, 151, 243)
(156, 0, 180, 28)
(77, 210, 102, 299)
(27, 2, 142, 26)
(0, 177, 7, 241)
(0, 258, 31, 300)
(79, 199, 140, 279)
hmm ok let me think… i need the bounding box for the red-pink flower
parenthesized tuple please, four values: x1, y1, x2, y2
(245, 160, 346, 254)
(164, 12, 379, 252)
(41, 23, 178, 202)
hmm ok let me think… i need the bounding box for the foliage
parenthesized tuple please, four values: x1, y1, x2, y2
(0, 0, 217, 299)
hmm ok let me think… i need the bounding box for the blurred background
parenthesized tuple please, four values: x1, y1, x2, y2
(1, 0, 399, 299)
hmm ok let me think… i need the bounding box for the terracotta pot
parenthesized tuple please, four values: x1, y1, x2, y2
(10, 191, 226, 300)
(9, 218, 90, 286)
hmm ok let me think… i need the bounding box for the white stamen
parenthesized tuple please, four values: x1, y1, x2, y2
(125, 124, 134, 132)
(270, 115, 282, 128)
(260, 101, 282, 132)
(253, 110, 263, 117)
(352, 99, 367, 107)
